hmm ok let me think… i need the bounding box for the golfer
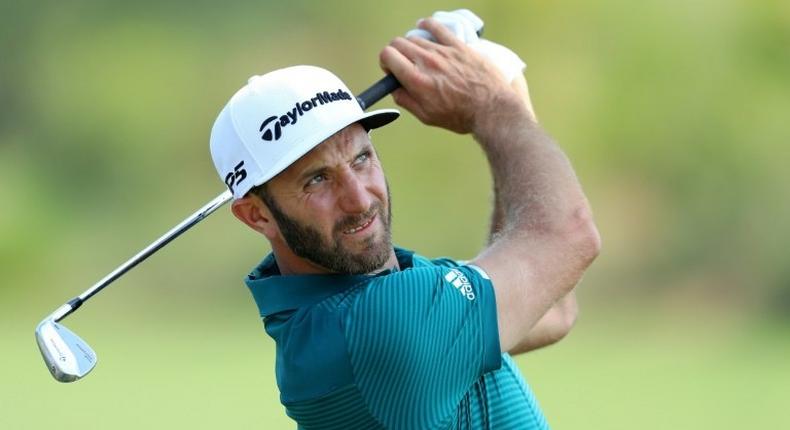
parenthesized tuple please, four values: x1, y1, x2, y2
(210, 15, 600, 430)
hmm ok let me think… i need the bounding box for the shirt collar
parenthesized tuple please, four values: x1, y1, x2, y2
(245, 247, 415, 318)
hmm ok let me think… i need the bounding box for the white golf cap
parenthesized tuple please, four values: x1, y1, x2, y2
(210, 65, 399, 199)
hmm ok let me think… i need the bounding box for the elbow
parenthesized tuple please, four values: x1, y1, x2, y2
(553, 296, 579, 343)
(580, 219, 602, 266)
(531, 301, 578, 351)
(547, 321, 574, 346)
(563, 298, 579, 333)
(564, 205, 602, 267)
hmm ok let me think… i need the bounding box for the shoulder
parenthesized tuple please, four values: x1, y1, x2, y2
(354, 263, 488, 306)
(344, 263, 500, 368)
(410, 251, 462, 269)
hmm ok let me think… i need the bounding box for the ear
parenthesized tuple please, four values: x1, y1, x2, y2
(231, 195, 279, 240)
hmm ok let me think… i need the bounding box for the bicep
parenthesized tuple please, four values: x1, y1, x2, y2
(472, 233, 585, 353)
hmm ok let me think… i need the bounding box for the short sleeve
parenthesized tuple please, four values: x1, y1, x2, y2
(343, 266, 501, 429)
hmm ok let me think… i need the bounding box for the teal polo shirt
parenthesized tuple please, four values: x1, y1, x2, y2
(246, 247, 549, 429)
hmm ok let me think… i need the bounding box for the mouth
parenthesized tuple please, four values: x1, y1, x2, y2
(342, 213, 377, 235)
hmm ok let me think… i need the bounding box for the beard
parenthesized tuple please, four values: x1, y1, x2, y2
(264, 186, 393, 275)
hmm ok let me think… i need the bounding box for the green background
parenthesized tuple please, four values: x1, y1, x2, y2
(2, 0, 788, 428)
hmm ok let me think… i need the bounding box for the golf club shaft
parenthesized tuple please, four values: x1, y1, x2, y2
(48, 76, 404, 324)
(50, 190, 233, 322)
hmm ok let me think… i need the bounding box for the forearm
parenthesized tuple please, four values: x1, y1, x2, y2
(488, 76, 536, 244)
(488, 184, 505, 244)
(475, 105, 592, 242)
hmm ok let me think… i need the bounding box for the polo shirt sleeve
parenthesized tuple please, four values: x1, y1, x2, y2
(343, 265, 501, 429)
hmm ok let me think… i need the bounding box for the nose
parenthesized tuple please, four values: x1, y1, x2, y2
(337, 170, 372, 214)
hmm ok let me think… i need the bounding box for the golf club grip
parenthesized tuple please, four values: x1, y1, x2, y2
(356, 26, 483, 111)
(356, 74, 400, 110)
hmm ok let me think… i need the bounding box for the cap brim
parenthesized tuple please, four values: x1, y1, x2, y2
(358, 108, 400, 131)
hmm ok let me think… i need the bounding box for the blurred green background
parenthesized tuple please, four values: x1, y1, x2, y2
(2, 0, 788, 428)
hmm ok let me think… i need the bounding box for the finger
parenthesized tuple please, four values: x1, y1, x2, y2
(404, 28, 434, 42)
(418, 17, 464, 48)
(408, 35, 444, 52)
(390, 37, 432, 64)
(379, 45, 418, 81)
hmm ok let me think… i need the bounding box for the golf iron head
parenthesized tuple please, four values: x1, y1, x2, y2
(35, 319, 97, 383)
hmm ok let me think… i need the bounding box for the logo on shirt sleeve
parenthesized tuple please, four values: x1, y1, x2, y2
(444, 269, 476, 301)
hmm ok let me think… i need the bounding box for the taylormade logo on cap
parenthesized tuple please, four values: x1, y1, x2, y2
(210, 65, 399, 199)
(259, 89, 353, 141)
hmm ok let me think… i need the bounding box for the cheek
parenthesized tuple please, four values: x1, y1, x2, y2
(369, 171, 389, 206)
(302, 194, 340, 233)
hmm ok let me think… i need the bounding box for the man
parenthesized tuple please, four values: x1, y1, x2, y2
(210, 16, 600, 430)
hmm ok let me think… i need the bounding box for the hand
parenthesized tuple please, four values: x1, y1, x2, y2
(406, 9, 527, 84)
(379, 18, 523, 134)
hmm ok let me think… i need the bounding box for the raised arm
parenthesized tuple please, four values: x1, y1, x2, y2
(380, 18, 600, 354)
(488, 73, 580, 354)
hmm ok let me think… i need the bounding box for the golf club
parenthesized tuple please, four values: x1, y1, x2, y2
(36, 18, 485, 383)
(35, 70, 413, 383)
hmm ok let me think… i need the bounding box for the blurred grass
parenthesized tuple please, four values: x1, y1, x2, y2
(4, 308, 788, 429)
(2, 0, 790, 428)
(523, 312, 790, 429)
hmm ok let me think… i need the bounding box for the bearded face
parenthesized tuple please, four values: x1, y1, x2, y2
(248, 124, 395, 275)
(260, 183, 392, 275)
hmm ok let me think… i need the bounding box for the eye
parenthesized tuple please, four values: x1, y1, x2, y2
(306, 174, 326, 187)
(353, 151, 370, 166)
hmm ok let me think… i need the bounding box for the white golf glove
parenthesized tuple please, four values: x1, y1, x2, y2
(405, 9, 527, 83)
